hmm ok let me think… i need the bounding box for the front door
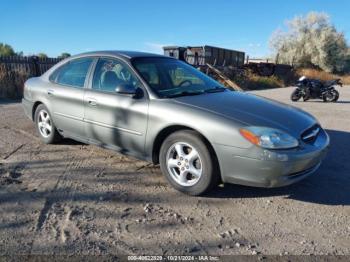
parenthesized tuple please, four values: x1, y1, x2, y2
(83, 57, 149, 156)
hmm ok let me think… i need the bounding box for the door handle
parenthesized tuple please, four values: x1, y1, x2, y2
(87, 98, 98, 106)
(47, 89, 55, 96)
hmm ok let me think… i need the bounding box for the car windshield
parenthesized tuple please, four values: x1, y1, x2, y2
(132, 57, 226, 98)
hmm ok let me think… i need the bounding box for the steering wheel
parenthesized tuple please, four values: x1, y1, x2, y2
(178, 80, 192, 87)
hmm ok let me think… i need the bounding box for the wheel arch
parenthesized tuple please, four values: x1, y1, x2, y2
(151, 125, 221, 180)
(32, 101, 44, 120)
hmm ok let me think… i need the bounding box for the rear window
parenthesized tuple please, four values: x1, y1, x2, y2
(49, 58, 93, 88)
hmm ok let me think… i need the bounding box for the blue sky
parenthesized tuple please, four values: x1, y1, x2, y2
(1, 0, 349, 57)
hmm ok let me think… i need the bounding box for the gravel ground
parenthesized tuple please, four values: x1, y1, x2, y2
(0, 86, 349, 257)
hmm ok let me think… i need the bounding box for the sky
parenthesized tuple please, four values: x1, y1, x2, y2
(1, 0, 350, 58)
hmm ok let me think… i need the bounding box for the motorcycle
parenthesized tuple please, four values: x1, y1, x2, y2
(291, 76, 341, 102)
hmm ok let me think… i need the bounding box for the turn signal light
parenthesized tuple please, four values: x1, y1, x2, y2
(240, 129, 259, 145)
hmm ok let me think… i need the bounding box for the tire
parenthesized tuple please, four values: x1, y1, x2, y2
(290, 90, 301, 102)
(331, 90, 339, 102)
(303, 88, 311, 101)
(34, 104, 62, 144)
(159, 130, 219, 196)
(322, 91, 335, 102)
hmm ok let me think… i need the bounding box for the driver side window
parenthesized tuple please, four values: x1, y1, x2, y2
(92, 58, 140, 92)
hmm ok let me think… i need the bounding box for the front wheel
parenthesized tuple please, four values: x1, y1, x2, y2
(322, 91, 337, 102)
(290, 90, 301, 101)
(331, 90, 339, 102)
(159, 130, 219, 196)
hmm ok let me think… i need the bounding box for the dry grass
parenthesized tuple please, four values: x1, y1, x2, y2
(233, 70, 284, 90)
(340, 75, 350, 85)
(297, 68, 350, 85)
(0, 64, 30, 99)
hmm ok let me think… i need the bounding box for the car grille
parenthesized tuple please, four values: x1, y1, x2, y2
(301, 124, 320, 144)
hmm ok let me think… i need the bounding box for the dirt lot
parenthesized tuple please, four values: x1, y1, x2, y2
(0, 86, 349, 257)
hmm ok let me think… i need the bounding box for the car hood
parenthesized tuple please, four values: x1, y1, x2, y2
(173, 91, 317, 137)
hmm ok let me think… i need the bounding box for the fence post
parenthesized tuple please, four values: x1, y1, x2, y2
(31, 56, 40, 76)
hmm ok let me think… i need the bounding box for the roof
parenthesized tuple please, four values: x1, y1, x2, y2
(162, 45, 245, 54)
(72, 50, 166, 60)
(163, 46, 186, 50)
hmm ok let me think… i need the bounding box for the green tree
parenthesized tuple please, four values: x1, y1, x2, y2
(270, 12, 349, 73)
(37, 53, 48, 58)
(58, 52, 71, 59)
(0, 43, 15, 56)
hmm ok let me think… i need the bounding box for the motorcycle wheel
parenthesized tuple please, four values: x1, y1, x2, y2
(303, 95, 310, 101)
(302, 89, 310, 101)
(322, 91, 335, 102)
(331, 90, 339, 102)
(291, 90, 301, 102)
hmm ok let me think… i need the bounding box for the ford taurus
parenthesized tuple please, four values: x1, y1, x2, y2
(22, 51, 329, 195)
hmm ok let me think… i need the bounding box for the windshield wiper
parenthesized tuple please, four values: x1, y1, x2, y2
(164, 87, 226, 98)
(205, 86, 227, 93)
(165, 90, 205, 98)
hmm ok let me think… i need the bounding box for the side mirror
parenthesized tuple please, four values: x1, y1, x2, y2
(115, 83, 143, 98)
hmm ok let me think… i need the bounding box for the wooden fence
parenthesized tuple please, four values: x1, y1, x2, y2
(0, 56, 61, 76)
(0, 56, 61, 99)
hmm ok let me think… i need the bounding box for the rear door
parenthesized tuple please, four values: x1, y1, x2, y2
(48, 57, 94, 139)
(83, 57, 149, 157)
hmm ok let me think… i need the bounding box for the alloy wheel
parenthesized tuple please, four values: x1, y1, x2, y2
(166, 142, 202, 187)
(37, 110, 52, 138)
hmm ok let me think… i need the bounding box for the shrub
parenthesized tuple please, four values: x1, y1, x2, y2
(233, 70, 284, 90)
(0, 64, 30, 99)
(0, 43, 15, 56)
(297, 68, 350, 85)
(37, 53, 48, 59)
(58, 52, 71, 59)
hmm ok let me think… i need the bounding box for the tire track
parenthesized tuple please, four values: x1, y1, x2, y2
(35, 157, 77, 231)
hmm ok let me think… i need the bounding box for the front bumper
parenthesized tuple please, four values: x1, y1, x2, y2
(215, 128, 330, 188)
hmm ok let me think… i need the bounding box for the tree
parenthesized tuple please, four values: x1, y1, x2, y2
(58, 52, 71, 59)
(0, 43, 15, 56)
(37, 53, 48, 59)
(270, 12, 349, 73)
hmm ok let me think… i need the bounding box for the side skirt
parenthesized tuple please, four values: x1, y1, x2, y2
(57, 129, 151, 163)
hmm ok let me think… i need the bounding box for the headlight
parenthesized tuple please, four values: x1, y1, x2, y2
(239, 126, 299, 149)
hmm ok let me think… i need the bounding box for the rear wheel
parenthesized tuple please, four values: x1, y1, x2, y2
(159, 130, 219, 196)
(34, 104, 62, 144)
